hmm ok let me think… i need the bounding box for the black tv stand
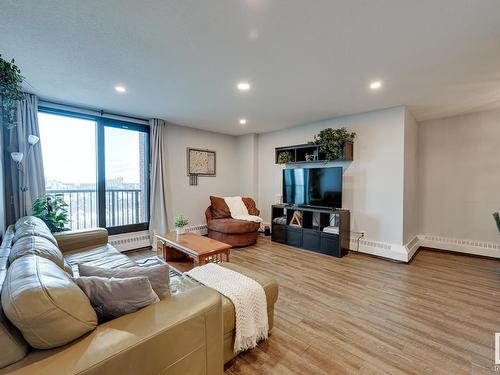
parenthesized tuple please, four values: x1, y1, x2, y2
(271, 204, 350, 258)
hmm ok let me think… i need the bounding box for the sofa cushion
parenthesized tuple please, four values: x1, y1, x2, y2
(242, 197, 259, 216)
(74, 276, 159, 322)
(14, 216, 48, 231)
(9, 235, 65, 270)
(0, 226, 29, 368)
(1, 255, 97, 349)
(210, 196, 231, 219)
(208, 218, 261, 234)
(13, 216, 58, 246)
(13, 228, 58, 246)
(78, 263, 170, 299)
(64, 244, 136, 270)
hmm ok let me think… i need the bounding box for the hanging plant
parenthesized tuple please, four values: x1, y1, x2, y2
(313, 127, 356, 161)
(0, 54, 24, 129)
(277, 151, 293, 164)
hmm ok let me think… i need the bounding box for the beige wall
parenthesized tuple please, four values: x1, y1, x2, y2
(256, 106, 407, 250)
(236, 134, 259, 200)
(403, 109, 419, 244)
(418, 108, 500, 245)
(164, 123, 240, 229)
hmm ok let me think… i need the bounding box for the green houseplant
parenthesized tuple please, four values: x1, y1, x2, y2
(0, 55, 24, 130)
(277, 151, 293, 164)
(174, 215, 189, 235)
(32, 195, 70, 232)
(314, 127, 356, 161)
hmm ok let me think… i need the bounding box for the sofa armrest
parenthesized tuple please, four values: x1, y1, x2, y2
(205, 206, 213, 222)
(53, 228, 109, 253)
(1, 285, 224, 375)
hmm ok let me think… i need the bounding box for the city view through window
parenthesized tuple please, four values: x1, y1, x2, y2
(38, 112, 148, 230)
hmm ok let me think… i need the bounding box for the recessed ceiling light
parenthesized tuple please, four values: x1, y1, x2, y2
(114, 85, 126, 93)
(239, 118, 247, 125)
(237, 82, 251, 91)
(369, 81, 382, 90)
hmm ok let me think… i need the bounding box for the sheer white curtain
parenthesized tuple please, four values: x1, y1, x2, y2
(149, 119, 169, 246)
(3, 93, 45, 224)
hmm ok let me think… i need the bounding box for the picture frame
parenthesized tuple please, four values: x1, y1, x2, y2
(187, 148, 216, 176)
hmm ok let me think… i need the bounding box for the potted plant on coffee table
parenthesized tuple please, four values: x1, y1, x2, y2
(174, 215, 189, 235)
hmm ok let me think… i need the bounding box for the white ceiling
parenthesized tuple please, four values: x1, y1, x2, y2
(1, 0, 500, 135)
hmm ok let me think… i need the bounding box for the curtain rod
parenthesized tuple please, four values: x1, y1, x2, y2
(39, 99, 150, 125)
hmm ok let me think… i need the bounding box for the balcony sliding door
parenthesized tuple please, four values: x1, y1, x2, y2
(102, 123, 149, 234)
(39, 112, 98, 229)
(38, 110, 149, 234)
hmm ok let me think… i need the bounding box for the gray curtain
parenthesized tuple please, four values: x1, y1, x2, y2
(3, 93, 45, 224)
(149, 119, 169, 246)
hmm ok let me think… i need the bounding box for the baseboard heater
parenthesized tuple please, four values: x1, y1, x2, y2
(109, 231, 151, 252)
(110, 224, 208, 252)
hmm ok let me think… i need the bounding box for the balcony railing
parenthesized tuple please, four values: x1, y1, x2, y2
(47, 188, 145, 230)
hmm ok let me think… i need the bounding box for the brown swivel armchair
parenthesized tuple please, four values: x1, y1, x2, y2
(205, 196, 261, 247)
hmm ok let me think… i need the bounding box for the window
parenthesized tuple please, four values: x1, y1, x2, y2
(38, 109, 149, 234)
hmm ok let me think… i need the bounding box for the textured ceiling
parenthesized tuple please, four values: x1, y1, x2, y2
(1, 0, 500, 135)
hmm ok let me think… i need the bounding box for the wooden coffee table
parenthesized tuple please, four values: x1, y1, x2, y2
(155, 232, 231, 272)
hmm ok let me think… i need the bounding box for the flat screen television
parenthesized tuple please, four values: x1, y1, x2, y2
(282, 167, 342, 208)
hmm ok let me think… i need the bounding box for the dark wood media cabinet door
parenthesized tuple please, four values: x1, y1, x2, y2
(302, 228, 321, 251)
(271, 224, 286, 244)
(320, 232, 341, 257)
(286, 227, 303, 247)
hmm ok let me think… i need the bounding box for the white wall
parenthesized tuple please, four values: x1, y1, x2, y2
(403, 109, 419, 245)
(418, 108, 500, 250)
(164, 123, 240, 229)
(256, 106, 408, 258)
(236, 134, 259, 200)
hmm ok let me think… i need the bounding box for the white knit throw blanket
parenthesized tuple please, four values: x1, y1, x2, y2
(224, 196, 263, 223)
(185, 263, 269, 353)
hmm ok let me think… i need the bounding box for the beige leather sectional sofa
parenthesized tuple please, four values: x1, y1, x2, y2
(0, 217, 279, 375)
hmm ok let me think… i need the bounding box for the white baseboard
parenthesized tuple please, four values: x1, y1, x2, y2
(348, 233, 500, 263)
(109, 231, 151, 252)
(416, 234, 500, 258)
(349, 237, 409, 262)
(405, 235, 421, 261)
(184, 223, 208, 236)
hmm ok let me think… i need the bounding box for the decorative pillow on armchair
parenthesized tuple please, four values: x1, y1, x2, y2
(242, 197, 259, 216)
(209, 196, 231, 219)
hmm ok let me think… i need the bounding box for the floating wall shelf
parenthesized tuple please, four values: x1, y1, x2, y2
(275, 141, 353, 164)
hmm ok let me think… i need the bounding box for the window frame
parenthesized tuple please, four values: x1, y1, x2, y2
(38, 106, 150, 235)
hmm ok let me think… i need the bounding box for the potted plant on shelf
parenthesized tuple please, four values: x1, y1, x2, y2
(32, 195, 70, 232)
(277, 151, 293, 164)
(174, 215, 189, 235)
(313, 127, 356, 161)
(0, 55, 24, 130)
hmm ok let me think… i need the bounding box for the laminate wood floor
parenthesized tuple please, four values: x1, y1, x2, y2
(127, 237, 500, 374)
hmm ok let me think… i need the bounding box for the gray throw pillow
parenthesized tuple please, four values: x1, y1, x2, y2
(74, 276, 159, 322)
(78, 263, 170, 299)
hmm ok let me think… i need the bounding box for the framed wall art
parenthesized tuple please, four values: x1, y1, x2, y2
(187, 148, 216, 177)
